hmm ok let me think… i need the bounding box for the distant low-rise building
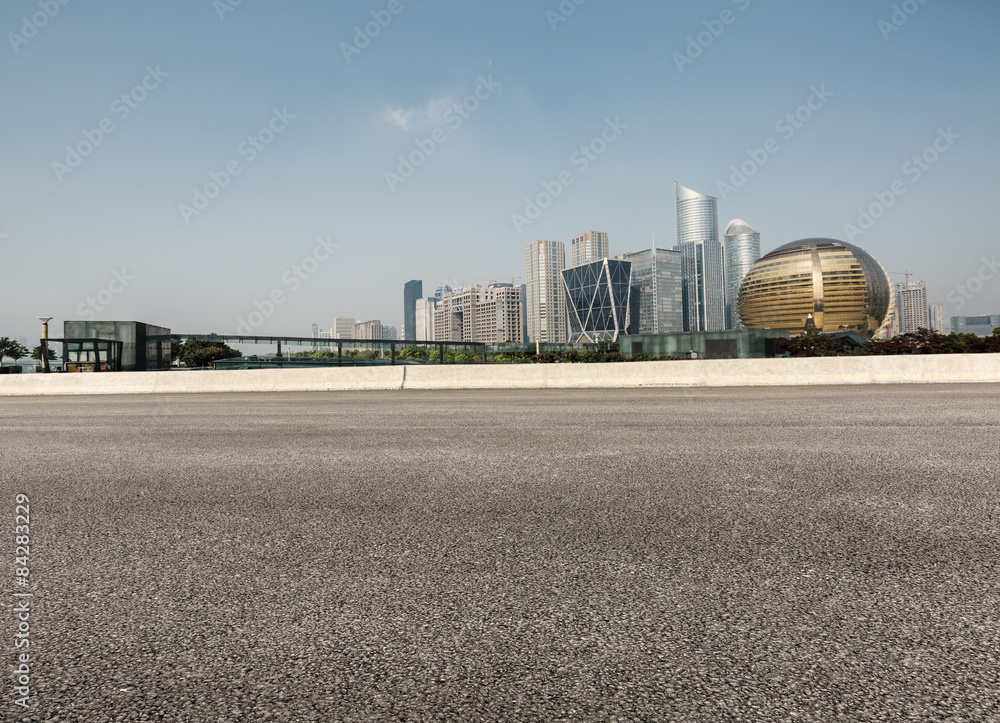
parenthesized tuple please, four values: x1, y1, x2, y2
(952, 314, 1000, 336)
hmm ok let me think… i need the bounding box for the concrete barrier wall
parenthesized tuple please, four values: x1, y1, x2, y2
(1, 355, 998, 396)
(0, 366, 404, 396)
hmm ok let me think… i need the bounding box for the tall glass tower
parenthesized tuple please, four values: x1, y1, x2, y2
(674, 182, 724, 332)
(403, 279, 422, 341)
(723, 219, 761, 329)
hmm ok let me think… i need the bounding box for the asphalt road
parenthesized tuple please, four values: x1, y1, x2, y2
(1, 385, 999, 722)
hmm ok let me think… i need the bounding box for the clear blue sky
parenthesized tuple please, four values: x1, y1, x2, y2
(2, 0, 998, 341)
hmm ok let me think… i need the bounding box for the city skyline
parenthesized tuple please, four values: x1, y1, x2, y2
(2, 1, 999, 341)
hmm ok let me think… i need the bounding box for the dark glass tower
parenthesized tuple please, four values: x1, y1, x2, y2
(403, 280, 422, 341)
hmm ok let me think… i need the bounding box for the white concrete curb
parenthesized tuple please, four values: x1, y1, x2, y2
(0, 355, 998, 396)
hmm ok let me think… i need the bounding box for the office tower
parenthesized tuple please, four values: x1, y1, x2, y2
(951, 314, 1000, 335)
(613, 248, 684, 334)
(434, 284, 452, 303)
(432, 284, 522, 343)
(352, 320, 383, 340)
(382, 325, 398, 341)
(414, 298, 437, 341)
(570, 231, 609, 268)
(928, 303, 946, 333)
(674, 182, 725, 332)
(333, 317, 356, 338)
(524, 240, 567, 343)
(562, 258, 632, 342)
(893, 280, 928, 334)
(723, 219, 761, 329)
(403, 280, 422, 341)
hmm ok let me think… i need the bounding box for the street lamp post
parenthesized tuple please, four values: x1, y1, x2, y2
(37, 317, 52, 373)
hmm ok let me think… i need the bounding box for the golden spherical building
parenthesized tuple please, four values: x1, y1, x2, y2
(737, 238, 891, 337)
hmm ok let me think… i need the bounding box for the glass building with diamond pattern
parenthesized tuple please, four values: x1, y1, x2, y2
(561, 258, 632, 343)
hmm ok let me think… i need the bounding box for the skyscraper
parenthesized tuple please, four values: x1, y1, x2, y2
(929, 302, 946, 333)
(570, 231, 609, 268)
(723, 219, 761, 329)
(414, 298, 436, 341)
(434, 284, 452, 303)
(562, 258, 632, 342)
(524, 240, 567, 343)
(674, 182, 725, 332)
(403, 280, 422, 341)
(893, 280, 928, 334)
(613, 248, 684, 334)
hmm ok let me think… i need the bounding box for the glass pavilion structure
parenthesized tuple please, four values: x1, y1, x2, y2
(561, 258, 632, 343)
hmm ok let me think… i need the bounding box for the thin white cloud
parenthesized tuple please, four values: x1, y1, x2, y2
(383, 95, 456, 132)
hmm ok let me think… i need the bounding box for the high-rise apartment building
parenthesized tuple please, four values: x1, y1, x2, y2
(570, 231, 609, 268)
(929, 302, 946, 333)
(403, 280, 422, 341)
(414, 298, 436, 341)
(352, 320, 383, 340)
(432, 284, 522, 343)
(613, 248, 684, 334)
(893, 280, 928, 334)
(675, 182, 725, 332)
(382, 325, 398, 341)
(476, 284, 523, 343)
(333, 317, 356, 339)
(723, 219, 761, 329)
(525, 240, 567, 343)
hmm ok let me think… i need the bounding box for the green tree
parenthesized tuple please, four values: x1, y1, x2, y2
(30, 345, 56, 361)
(173, 339, 242, 367)
(0, 338, 29, 363)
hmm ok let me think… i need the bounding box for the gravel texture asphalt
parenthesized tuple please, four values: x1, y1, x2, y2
(1, 385, 999, 723)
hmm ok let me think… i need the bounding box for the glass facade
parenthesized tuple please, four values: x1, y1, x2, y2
(675, 183, 725, 332)
(561, 259, 632, 343)
(403, 280, 422, 341)
(738, 238, 891, 337)
(620, 329, 789, 359)
(723, 219, 762, 329)
(951, 314, 1000, 335)
(63, 320, 171, 371)
(615, 248, 683, 334)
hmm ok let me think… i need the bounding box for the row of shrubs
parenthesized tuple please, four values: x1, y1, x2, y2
(779, 328, 1000, 357)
